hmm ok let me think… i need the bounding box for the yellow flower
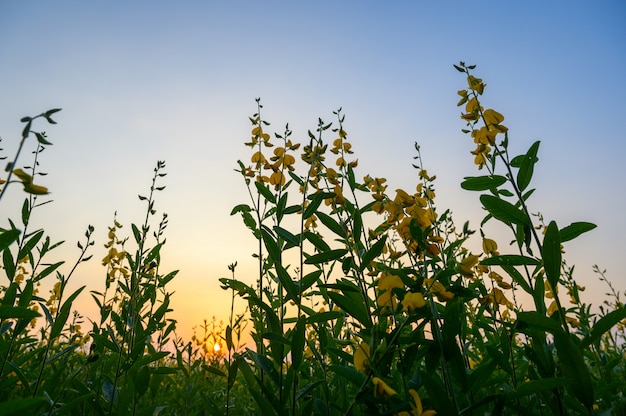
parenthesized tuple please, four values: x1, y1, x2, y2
(547, 300, 559, 317)
(459, 254, 479, 277)
(402, 292, 426, 313)
(376, 272, 404, 311)
(482, 238, 499, 256)
(566, 316, 580, 328)
(481, 288, 514, 309)
(269, 171, 285, 187)
(424, 279, 454, 302)
(353, 342, 370, 373)
(372, 377, 397, 397)
(405, 388, 438, 415)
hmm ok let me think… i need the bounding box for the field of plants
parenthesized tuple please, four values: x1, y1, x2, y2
(1, 64, 625, 415)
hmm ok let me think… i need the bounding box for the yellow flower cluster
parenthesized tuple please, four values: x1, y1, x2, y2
(424, 278, 454, 302)
(330, 127, 357, 170)
(102, 217, 129, 286)
(457, 74, 508, 170)
(368, 179, 438, 257)
(376, 272, 428, 315)
(246, 118, 301, 189)
(14, 255, 30, 285)
(46, 281, 62, 314)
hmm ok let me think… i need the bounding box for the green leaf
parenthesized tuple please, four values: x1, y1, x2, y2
(21, 199, 30, 226)
(44, 108, 62, 117)
(237, 357, 279, 414)
(316, 211, 347, 238)
(541, 221, 561, 290)
(351, 207, 363, 247)
(50, 286, 85, 340)
(144, 243, 162, 265)
(305, 248, 348, 265)
(303, 192, 325, 219)
(516, 141, 540, 192)
(0, 397, 46, 415)
(327, 286, 370, 328)
(533, 272, 546, 316)
(247, 349, 280, 387)
(514, 377, 567, 397)
(35, 132, 53, 145)
(461, 175, 507, 191)
(453, 64, 465, 73)
(581, 307, 626, 348)
(3, 247, 15, 281)
(17, 230, 44, 260)
(131, 351, 170, 369)
(1, 282, 18, 307)
(288, 171, 305, 187)
(260, 227, 280, 263)
(553, 332, 594, 409)
(14, 280, 35, 335)
(0, 229, 20, 251)
(359, 235, 387, 272)
(274, 226, 300, 247)
(298, 269, 323, 293)
(51, 392, 95, 415)
(0, 306, 40, 320)
(304, 231, 331, 252)
(559, 222, 596, 242)
(33, 261, 64, 283)
(480, 255, 539, 267)
(230, 204, 251, 215)
(131, 223, 142, 244)
(276, 192, 288, 223)
(517, 311, 562, 334)
(329, 364, 365, 386)
(254, 181, 275, 203)
(500, 264, 533, 294)
(276, 263, 299, 303)
(306, 311, 344, 323)
(290, 316, 306, 372)
(202, 364, 226, 378)
(480, 195, 530, 226)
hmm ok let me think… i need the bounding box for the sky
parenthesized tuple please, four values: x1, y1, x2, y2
(1, 1, 625, 344)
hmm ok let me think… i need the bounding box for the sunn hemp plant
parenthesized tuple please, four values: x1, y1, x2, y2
(0, 63, 625, 416)
(220, 63, 626, 415)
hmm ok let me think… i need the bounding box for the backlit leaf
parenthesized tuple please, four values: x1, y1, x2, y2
(305, 248, 348, 265)
(480, 194, 530, 226)
(541, 221, 561, 290)
(516, 141, 540, 192)
(559, 222, 596, 242)
(461, 175, 507, 191)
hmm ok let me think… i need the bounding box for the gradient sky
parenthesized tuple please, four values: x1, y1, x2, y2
(1, 1, 625, 343)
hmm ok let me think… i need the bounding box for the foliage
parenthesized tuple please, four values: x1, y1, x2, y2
(221, 63, 626, 415)
(0, 63, 625, 415)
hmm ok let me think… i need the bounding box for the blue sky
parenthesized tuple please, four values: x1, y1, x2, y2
(1, 1, 625, 341)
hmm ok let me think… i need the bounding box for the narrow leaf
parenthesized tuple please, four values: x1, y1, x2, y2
(581, 307, 626, 348)
(481, 255, 539, 267)
(559, 222, 596, 243)
(316, 211, 347, 238)
(480, 195, 530, 226)
(359, 235, 387, 271)
(304, 248, 348, 265)
(516, 141, 540, 192)
(254, 181, 275, 203)
(461, 175, 507, 191)
(541, 221, 561, 290)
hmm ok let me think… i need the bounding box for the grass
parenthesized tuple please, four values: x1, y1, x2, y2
(1, 63, 625, 415)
